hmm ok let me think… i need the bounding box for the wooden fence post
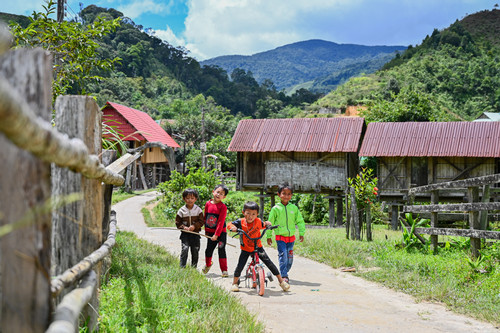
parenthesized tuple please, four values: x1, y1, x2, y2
(468, 186, 481, 257)
(51, 95, 104, 330)
(430, 190, 439, 254)
(0, 48, 53, 332)
(336, 197, 343, 227)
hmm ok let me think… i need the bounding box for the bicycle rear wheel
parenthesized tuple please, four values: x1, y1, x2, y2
(256, 266, 265, 296)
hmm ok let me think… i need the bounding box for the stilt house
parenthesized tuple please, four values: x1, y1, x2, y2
(359, 121, 500, 204)
(228, 117, 365, 225)
(102, 101, 180, 189)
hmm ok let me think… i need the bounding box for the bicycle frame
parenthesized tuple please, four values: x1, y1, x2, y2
(235, 225, 277, 296)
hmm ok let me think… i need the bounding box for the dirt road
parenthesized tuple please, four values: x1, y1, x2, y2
(113, 192, 498, 332)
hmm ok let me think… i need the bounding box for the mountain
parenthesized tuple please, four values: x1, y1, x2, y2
(317, 9, 500, 121)
(200, 39, 406, 93)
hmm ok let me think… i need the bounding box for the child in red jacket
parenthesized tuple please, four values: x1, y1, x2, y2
(227, 201, 290, 292)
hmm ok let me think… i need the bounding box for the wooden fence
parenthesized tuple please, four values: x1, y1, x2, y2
(403, 174, 500, 257)
(0, 33, 124, 332)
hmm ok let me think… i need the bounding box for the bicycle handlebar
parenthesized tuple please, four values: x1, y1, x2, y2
(233, 223, 277, 242)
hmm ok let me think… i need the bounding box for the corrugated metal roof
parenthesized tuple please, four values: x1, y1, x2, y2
(103, 102, 180, 148)
(359, 122, 500, 157)
(228, 117, 364, 152)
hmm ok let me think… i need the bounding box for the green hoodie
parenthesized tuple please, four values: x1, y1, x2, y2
(267, 202, 305, 239)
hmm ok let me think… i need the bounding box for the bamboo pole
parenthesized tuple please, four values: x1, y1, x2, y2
(46, 270, 97, 333)
(149, 227, 237, 247)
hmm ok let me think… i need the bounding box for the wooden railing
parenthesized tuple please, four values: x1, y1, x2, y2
(0, 29, 123, 332)
(404, 174, 500, 257)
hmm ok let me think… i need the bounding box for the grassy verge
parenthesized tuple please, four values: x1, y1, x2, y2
(98, 231, 264, 332)
(294, 225, 500, 326)
(111, 189, 156, 205)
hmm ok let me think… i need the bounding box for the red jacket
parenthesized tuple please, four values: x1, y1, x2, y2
(204, 200, 227, 237)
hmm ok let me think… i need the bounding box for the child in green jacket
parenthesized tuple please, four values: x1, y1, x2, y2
(267, 182, 305, 284)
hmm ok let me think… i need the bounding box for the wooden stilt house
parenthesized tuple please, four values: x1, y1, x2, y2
(102, 102, 180, 189)
(228, 117, 365, 225)
(359, 121, 500, 226)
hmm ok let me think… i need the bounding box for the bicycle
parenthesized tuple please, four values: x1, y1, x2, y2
(233, 224, 278, 296)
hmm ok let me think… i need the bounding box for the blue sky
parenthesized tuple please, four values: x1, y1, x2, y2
(1, 0, 497, 60)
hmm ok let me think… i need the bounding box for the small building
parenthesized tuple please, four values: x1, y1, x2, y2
(359, 121, 500, 204)
(228, 117, 365, 225)
(102, 101, 180, 189)
(474, 112, 500, 122)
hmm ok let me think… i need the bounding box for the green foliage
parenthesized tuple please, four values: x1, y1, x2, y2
(317, 10, 500, 121)
(9, 0, 120, 102)
(347, 168, 378, 210)
(97, 232, 264, 332)
(395, 213, 430, 251)
(295, 194, 329, 224)
(156, 169, 219, 220)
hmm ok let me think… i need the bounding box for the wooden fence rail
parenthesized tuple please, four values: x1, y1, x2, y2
(0, 30, 123, 333)
(404, 173, 500, 257)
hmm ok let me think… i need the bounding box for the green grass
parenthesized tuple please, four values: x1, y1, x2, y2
(294, 225, 500, 326)
(98, 232, 264, 332)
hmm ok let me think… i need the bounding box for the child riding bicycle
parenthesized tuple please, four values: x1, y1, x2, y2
(227, 201, 290, 292)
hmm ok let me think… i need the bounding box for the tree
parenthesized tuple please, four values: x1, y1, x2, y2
(10, 0, 120, 101)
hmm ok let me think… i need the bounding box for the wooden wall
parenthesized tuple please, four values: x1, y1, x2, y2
(239, 151, 350, 193)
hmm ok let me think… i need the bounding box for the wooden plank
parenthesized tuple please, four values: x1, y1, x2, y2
(51, 95, 103, 330)
(0, 48, 52, 332)
(408, 173, 500, 194)
(404, 202, 500, 213)
(414, 227, 500, 240)
(106, 152, 141, 174)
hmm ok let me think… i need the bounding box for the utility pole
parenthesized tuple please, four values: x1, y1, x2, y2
(57, 0, 65, 22)
(201, 107, 206, 168)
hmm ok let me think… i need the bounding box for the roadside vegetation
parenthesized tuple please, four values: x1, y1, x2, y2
(98, 231, 264, 332)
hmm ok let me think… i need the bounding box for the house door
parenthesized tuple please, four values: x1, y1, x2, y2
(411, 157, 428, 187)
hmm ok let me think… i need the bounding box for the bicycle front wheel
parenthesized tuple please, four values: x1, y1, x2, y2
(256, 266, 265, 296)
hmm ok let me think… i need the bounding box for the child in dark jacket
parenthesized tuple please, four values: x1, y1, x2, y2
(175, 188, 204, 268)
(227, 201, 290, 292)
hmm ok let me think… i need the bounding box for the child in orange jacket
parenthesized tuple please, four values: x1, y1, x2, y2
(227, 201, 290, 292)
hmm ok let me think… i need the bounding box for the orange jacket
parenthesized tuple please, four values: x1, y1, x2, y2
(227, 218, 265, 252)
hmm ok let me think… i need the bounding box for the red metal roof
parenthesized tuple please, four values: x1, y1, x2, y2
(228, 117, 365, 152)
(102, 102, 180, 148)
(359, 122, 500, 157)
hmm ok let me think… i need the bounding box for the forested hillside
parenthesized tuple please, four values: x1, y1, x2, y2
(318, 9, 500, 121)
(201, 39, 405, 93)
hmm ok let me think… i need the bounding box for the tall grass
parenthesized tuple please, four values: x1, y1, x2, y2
(98, 232, 264, 332)
(294, 225, 500, 326)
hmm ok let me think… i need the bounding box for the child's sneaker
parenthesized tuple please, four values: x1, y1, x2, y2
(231, 284, 239, 292)
(280, 280, 290, 292)
(221, 271, 229, 278)
(202, 263, 212, 274)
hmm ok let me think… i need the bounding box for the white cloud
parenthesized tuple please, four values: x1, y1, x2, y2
(182, 0, 361, 60)
(117, 0, 174, 20)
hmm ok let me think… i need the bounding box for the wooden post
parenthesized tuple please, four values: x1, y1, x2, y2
(125, 164, 132, 193)
(350, 188, 360, 240)
(51, 96, 104, 330)
(259, 189, 265, 221)
(138, 161, 148, 190)
(132, 160, 137, 190)
(366, 207, 372, 241)
(345, 191, 350, 239)
(480, 185, 490, 230)
(468, 187, 481, 258)
(391, 205, 399, 230)
(430, 190, 439, 254)
(336, 197, 343, 227)
(328, 197, 335, 228)
(0, 48, 53, 333)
